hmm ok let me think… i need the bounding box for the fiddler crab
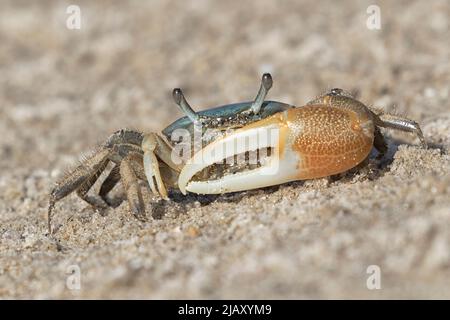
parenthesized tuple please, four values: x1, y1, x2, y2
(48, 73, 427, 233)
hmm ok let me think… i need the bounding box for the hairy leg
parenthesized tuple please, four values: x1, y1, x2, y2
(48, 128, 182, 234)
(48, 148, 111, 234)
(76, 157, 110, 209)
(120, 154, 146, 221)
(48, 129, 144, 234)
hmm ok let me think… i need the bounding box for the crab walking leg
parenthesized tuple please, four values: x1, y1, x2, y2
(99, 152, 151, 207)
(76, 158, 110, 210)
(120, 155, 146, 220)
(48, 148, 111, 234)
(250, 73, 273, 114)
(103, 129, 144, 149)
(48, 130, 146, 234)
(126, 152, 148, 180)
(99, 164, 121, 206)
(179, 105, 376, 195)
(373, 111, 427, 148)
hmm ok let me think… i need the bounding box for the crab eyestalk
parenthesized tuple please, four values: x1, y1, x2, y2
(178, 104, 375, 195)
(250, 73, 273, 114)
(173, 88, 202, 125)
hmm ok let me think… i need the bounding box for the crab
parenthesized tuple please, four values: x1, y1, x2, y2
(48, 74, 427, 233)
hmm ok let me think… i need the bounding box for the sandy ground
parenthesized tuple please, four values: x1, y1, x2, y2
(0, 0, 449, 299)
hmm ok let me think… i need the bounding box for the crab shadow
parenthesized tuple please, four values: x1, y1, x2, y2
(155, 184, 282, 219)
(376, 137, 445, 167)
(328, 137, 443, 184)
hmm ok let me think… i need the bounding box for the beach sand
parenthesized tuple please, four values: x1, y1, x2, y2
(0, 0, 449, 298)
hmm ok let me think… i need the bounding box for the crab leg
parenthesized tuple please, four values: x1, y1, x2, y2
(120, 154, 146, 220)
(99, 152, 148, 207)
(374, 111, 427, 148)
(98, 164, 121, 206)
(48, 148, 111, 233)
(76, 158, 110, 210)
(48, 129, 148, 234)
(250, 73, 273, 114)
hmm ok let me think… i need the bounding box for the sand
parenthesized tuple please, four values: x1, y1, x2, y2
(0, 0, 449, 299)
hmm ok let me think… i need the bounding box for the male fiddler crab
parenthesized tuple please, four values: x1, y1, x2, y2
(48, 74, 427, 233)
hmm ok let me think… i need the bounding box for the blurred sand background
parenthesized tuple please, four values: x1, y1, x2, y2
(0, 0, 449, 299)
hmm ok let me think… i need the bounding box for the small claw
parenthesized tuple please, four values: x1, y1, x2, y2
(143, 151, 169, 200)
(144, 153, 158, 192)
(153, 160, 168, 199)
(142, 134, 169, 199)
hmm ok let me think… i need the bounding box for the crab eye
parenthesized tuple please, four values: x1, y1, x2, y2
(330, 88, 344, 96)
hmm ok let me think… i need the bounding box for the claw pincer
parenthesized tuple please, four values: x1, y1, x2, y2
(179, 99, 375, 194)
